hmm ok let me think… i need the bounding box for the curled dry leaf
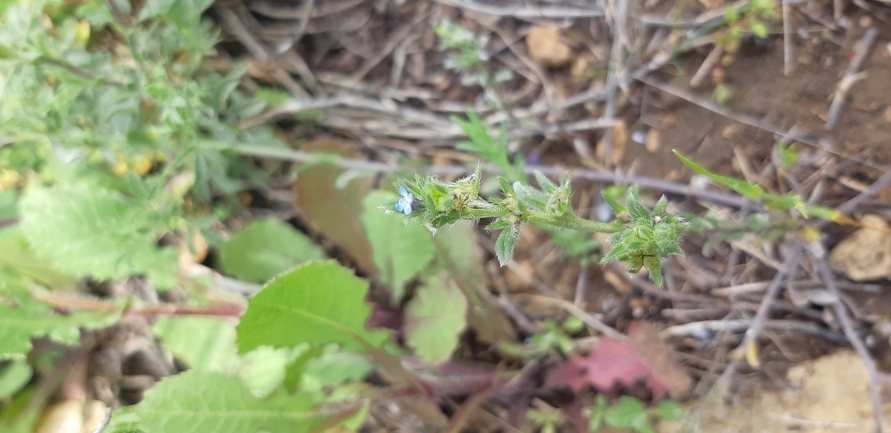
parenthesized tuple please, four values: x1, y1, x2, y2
(829, 214, 891, 281)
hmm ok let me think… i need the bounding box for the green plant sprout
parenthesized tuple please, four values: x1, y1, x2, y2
(499, 316, 586, 358)
(673, 150, 853, 225)
(436, 21, 513, 112)
(588, 395, 684, 433)
(711, 0, 778, 102)
(386, 115, 687, 287)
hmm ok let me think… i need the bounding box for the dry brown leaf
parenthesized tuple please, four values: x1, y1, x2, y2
(829, 214, 891, 281)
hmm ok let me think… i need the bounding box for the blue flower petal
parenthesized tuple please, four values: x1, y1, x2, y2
(399, 186, 408, 196)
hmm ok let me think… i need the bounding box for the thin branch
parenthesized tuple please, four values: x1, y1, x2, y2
(512, 293, 626, 341)
(433, 0, 603, 18)
(825, 28, 878, 130)
(735, 243, 802, 367)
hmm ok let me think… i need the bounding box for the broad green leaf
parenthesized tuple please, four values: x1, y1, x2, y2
(220, 219, 326, 283)
(404, 274, 468, 364)
(132, 370, 320, 433)
(302, 352, 372, 390)
(431, 223, 517, 344)
(240, 346, 296, 397)
(152, 317, 239, 372)
(236, 262, 390, 354)
(495, 227, 519, 266)
(0, 359, 32, 398)
(18, 185, 177, 287)
(0, 304, 119, 359)
(362, 190, 435, 302)
(673, 150, 764, 200)
(652, 400, 684, 421)
(0, 227, 78, 290)
(604, 396, 649, 431)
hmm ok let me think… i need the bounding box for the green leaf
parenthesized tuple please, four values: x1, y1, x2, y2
(152, 317, 239, 372)
(604, 396, 649, 431)
(404, 274, 468, 363)
(748, 18, 768, 38)
(137, 0, 176, 20)
(240, 346, 298, 397)
(0, 304, 120, 359)
(495, 227, 519, 266)
(220, 219, 326, 283)
(625, 189, 652, 226)
(18, 185, 177, 287)
(652, 400, 684, 421)
(302, 351, 372, 390)
(673, 150, 765, 200)
(131, 370, 321, 433)
(236, 261, 390, 354)
(362, 190, 435, 302)
(0, 359, 32, 399)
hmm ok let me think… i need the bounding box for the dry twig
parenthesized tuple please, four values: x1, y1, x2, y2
(825, 28, 878, 130)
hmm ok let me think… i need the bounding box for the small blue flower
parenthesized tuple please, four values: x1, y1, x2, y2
(395, 186, 414, 215)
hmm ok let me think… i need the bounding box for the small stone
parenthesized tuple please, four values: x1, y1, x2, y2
(883, 106, 891, 123)
(859, 16, 873, 28)
(645, 128, 662, 153)
(526, 26, 573, 68)
(570, 57, 589, 78)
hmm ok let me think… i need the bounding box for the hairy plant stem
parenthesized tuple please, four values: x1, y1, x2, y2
(525, 211, 622, 233)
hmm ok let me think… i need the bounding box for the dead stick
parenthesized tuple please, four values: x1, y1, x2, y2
(825, 28, 877, 130)
(782, 0, 793, 76)
(814, 254, 884, 433)
(735, 243, 802, 367)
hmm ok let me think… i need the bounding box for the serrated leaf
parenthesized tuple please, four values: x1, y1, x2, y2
(495, 227, 519, 266)
(362, 190, 435, 302)
(152, 317, 239, 372)
(220, 219, 326, 283)
(404, 274, 468, 363)
(236, 262, 390, 354)
(132, 370, 320, 433)
(18, 185, 177, 288)
(0, 359, 32, 398)
(0, 304, 120, 359)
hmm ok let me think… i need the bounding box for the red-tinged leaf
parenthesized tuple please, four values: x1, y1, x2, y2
(626, 322, 692, 398)
(545, 336, 669, 399)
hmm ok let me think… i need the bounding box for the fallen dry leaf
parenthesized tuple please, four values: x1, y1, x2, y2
(545, 322, 689, 399)
(829, 214, 891, 281)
